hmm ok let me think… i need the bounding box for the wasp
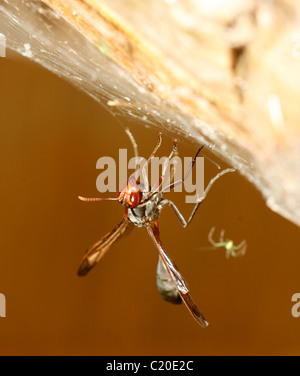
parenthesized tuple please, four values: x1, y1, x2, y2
(78, 130, 235, 327)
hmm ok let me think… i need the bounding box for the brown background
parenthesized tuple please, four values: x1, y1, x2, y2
(0, 51, 300, 355)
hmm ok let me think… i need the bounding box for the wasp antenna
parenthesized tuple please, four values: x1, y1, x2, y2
(198, 145, 221, 169)
(204, 155, 221, 170)
(172, 139, 178, 151)
(125, 128, 139, 159)
(78, 196, 118, 202)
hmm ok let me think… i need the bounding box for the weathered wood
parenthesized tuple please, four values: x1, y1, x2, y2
(1, 0, 300, 226)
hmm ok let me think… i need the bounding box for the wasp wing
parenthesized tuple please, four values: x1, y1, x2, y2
(147, 222, 208, 328)
(78, 216, 134, 276)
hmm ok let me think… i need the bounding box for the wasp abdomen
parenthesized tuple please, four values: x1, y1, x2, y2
(156, 258, 182, 305)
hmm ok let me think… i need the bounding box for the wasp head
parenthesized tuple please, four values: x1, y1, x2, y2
(118, 177, 141, 208)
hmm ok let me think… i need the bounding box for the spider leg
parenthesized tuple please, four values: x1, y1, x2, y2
(232, 240, 247, 257)
(219, 230, 225, 243)
(208, 226, 216, 246)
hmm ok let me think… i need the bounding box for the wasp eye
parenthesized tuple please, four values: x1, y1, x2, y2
(129, 192, 140, 207)
(130, 192, 136, 203)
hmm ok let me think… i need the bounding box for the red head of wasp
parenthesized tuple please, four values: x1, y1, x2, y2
(78, 130, 235, 327)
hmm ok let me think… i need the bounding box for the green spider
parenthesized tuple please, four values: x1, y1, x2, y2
(208, 227, 247, 259)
